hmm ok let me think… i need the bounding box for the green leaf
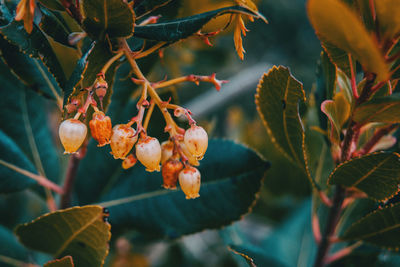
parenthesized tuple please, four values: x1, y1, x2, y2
(95, 140, 268, 238)
(255, 66, 317, 189)
(44, 256, 74, 267)
(341, 203, 400, 249)
(0, 19, 67, 89)
(322, 42, 352, 78)
(15, 205, 111, 266)
(39, 6, 74, 48)
(0, 36, 62, 103)
(0, 61, 61, 188)
(328, 152, 400, 201)
(375, 0, 400, 41)
(353, 93, 400, 124)
(133, 6, 262, 42)
(133, 0, 171, 18)
(82, 0, 134, 40)
(307, 0, 390, 81)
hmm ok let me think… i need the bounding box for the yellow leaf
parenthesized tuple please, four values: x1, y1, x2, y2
(15, 0, 36, 34)
(234, 0, 258, 12)
(375, 0, 400, 41)
(307, 0, 390, 81)
(233, 14, 248, 60)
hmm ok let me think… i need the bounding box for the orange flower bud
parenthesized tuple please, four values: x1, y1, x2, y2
(122, 154, 137, 169)
(89, 111, 112, 147)
(178, 166, 201, 199)
(110, 124, 137, 159)
(162, 159, 183, 189)
(59, 119, 87, 154)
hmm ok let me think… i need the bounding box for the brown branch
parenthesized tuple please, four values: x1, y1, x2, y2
(359, 124, 399, 155)
(60, 154, 81, 209)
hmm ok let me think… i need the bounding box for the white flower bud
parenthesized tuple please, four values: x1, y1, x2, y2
(179, 166, 201, 199)
(136, 136, 162, 172)
(161, 140, 174, 164)
(59, 119, 87, 154)
(184, 125, 208, 159)
(110, 124, 137, 159)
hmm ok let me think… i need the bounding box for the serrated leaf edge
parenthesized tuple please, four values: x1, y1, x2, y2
(328, 151, 400, 202)
(341, 202, 400, 250)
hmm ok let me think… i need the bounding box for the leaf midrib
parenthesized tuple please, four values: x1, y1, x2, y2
(282, 75, 302, 166)
(97, 164, 267, 208)
(350, 156, 391, 187)
(55, 213, 100, 257)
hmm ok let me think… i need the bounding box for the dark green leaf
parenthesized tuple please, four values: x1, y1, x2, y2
(63, 42, 95, 106)
(134, 0, 171, 18)
(82, 0, 134, 40)
(307, 0, 390, 81)
(38, 0, 65, 11)
(0, 36, 62, 102)
(328, 152, 400, 201)
(353, 93, 400, 124)
(39, 6, 74, 48)
(44, 256, 74, 267)
(16, 205, 111, 266)
(133, 6, 261, 42)
(0, 225, 31, 267)
(96, 140, 268, 239)
(0, 19, 67, 89)
(315, 51, 337, 133)
(341, 203, 400, 249)
(229, 245, 286, 267)
(0, 61, 61, 187)
(0, 131, 37, 193)
(259, 200, 316, 267)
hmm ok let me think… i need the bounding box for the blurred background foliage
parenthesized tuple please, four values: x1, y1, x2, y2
(0, 0, 329, 266)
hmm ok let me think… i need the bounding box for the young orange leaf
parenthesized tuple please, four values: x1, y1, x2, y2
(15, 0, 36, 34)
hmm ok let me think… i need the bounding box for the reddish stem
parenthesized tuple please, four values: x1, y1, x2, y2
(359, 124, 399, 155)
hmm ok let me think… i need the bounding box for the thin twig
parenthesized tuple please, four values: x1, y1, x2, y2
(0, 159, 63, 194)
(60, 154, 81, 209)
(359, 124, 399, 155)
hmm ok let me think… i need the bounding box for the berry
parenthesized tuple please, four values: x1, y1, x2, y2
(184, 125, 208, 159)
(178, 166, 201, 199)
(59, 119, 87, 154)
(161, 140, 174, 164)
(89, 111, 112, 147)
(110, 124, 137, 159)
(122, 154, 137, 169)
(162, 159, 183, 189)
(136, 136, 162, 172)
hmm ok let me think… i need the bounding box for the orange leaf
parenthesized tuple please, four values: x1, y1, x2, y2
(15, 0, 36, 34)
